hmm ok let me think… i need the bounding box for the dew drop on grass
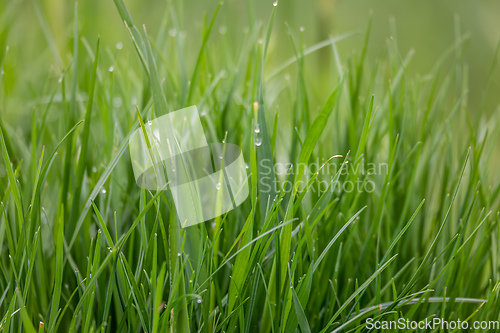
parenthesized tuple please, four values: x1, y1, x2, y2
(115, 42, 123, 50)
(108, 66, 114, 72)
(196, 298, 202, 304)
(254, 123, 260, 133)
(219, 154, 223, 160)
(113, 97, 122, 108)
(177, 252, 181, 257)
(219, 26, 227, 35)
(148, 120, 153, 125)
(245, 164, 249, 169)
(101, 189, 106, 194)
(216, 182, 221, 190)
(255, 137, 262, 146)
(169, 28, 178, 37)
(273, 0, 278, 6)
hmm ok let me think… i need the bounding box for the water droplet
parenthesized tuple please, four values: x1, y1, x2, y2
(255, 137, 262, 146)
(92, 167, 97, 173)
(196, 298, 203, 304)
(112, 97, 122, 108)
(169, 28, 178, 37)
(108, 66, 114, 72)
(177, 252, 181, 257)
(245, 164, 249, 169)
(58, 76, 63, 83)
(273, 0, 278, 6)
(258, 38, 264, 45)
(116, 42, 123, 50)
(219, 26, 227, 35)
(148, 120, 153, 125)
(254, 123, 261, 134)
(216, 182, 221, 190)
(222, 139, 226, 143)
(101, 189, 107, 194)
(200, 110, 207, 116)
(300, 27, 305, 32)
(219, 154, 223, 160)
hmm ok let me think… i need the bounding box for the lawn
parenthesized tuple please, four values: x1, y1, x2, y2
(1, 0, 500, 332)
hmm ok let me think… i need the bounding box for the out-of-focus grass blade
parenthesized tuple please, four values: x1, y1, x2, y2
(61, 2, 79, 212)
(0, 125, 23, 226)
(185, 1, 223, 106)
(112, 0, 148, 69)
(255, 3, 278, 222)
(71, 36, 100, 222)
(143, 26, 168, 116)
(266, 32, 357, 81)
(295, 80, 342, 190)
(31, 0, 63, 68)
(354, 94, 374, 161)
(48, 204, 64, 329)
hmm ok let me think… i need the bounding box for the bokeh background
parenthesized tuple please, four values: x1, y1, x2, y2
(2, 0, 500, 117)
(1, 0, 500, 179)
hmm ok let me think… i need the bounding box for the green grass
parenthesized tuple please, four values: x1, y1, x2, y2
(1, 0, 500, 332)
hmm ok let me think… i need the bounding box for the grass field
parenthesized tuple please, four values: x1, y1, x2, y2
(1, 0, 500, 332)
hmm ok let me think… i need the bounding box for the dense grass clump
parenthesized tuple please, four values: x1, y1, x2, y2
(1, 0, 500, 332)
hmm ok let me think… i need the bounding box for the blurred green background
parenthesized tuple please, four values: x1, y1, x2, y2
(2, 0, 500, 122)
